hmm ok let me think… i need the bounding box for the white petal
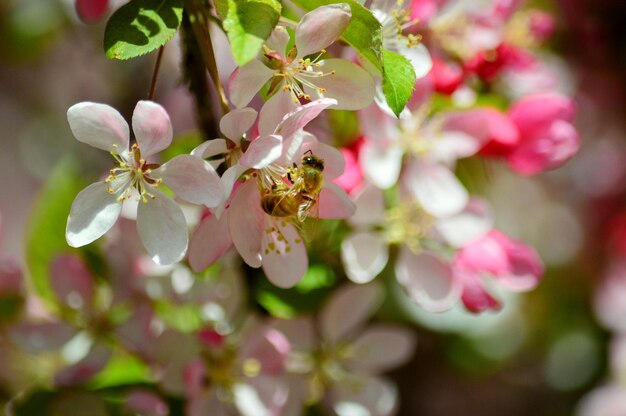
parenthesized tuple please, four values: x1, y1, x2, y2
(349, 183, 385, 226)
(259, 91, 299, 137)
(228, 180, 265, 267)
(394, 42, 433, 79)
(262, 220, 308, 288)
(318, 182, 356, 219)
(275, 98, 338, 139)
(266, 26, 290, 54)
(155, 155, 223, 208)
(132, 101, 173, 157)
(304, 59, 375, 110)
(320, 283, 383, 343)
(220, 107, 258, 142)
(295, 4, 352, 57)
(360, 142, 403, 189)
(188, 213, 232, 272)
(270, 317, 315, 352)
(404, 158, 468, 218)
(333, 376, 398, 416)
(239, 135, 283, 169)
(302, 141, 345, 179)
(358, 103, 400, 146)
(136, 190, 188, 265)
(341, 232, 388, 284)
(229, 60, 275, 108)
(66, 182, 122, 247)
(429, 130, 482, 163)
(349, 325, 416, 372)
(67, 102, 129, 153)
(435, 198, 493, 247)
(395, 249, 460, 312)
(191, 139, 228, 159)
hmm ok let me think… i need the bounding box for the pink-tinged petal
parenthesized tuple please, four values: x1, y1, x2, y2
(577, 384, 626, 416)
(156, 155, 223, 208)
(295, 4, 352, 57)
(270, 317, 315, 352)
(50, 254, 95, 311)
(55, 342, 111, 386)
(334, 147, 363, 193)
(359, 103, 399, 146)
(430, 130, 483, 163)
(404, 159, 468, 218)
(132, 101, 173, 157)
(229, 60, 275, 108)
(360, 142, 403, 189)
(453, 108, 519, 156)
(430, 56, 463, 95)
(218, 164, 248, 215)
(349, 325, 416, 372)
(75, 0, 108, 23)
(394, 42, 433, 79)
(136, 190, 188, 265)
(115, 304, 156, 354)
(275, 98, 338, 139)
(187, 394, 230, 416)
(435, 198, 493, 247)
(220, 107, 258, 142)
(395, 249, 461, 312)
(125, 390, 169, 416)
(305, 59, 375, 110)
(66, 182, 122, 247)
(229, 180, 264, 268)
(0, 258, 23, 295)
(234, 378, 288, 416)
(259, 91, 299, 137)
(318, 182, 356, 219)
(67, 102, 129, 153)
(301, 141, 345, 179)
(239, 135, 283, 169)
(189, 213, 232, 272)
(332, 376, 398, 416)
(457, 269, 501, 313)
(191, 139, 228, 159)
(341, 231, 388, 284)
(507, 119, 580, 175)
(279, 130, 309, 166)
(350, 183, 385, 226)
(320, 283, 384, 344)
(266, 26, 290, 54)
(241, 327, 291, 375)
(10, 322, 77, 352)
(262, 221, 308, 288)
(508, 93, 576, 138)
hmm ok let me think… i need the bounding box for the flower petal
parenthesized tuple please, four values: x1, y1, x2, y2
(10, 322, 77, 352)
(132, 101, 173, 157)
(125, 390, 169, 416)
(301, 141, 345, 179)
(67, 102, 129, 153)
(333, 376, 398, 416)
(155, 155, 223, 208)
(50, 254, 95, 311)
(266, 26, 290, 54)
(55, 342, 112, 386)
(360, 142, 403, 189)
(66, 181, 122, 247)
(395, 249, 461, 312)
(435, 198, 493, 247)
(188, 213, 232, 272)
(318, 182, 356, 219)
(229, 180, 264, 267)
(320, 283, 384, 343)
(262, 220, 308, 288)
(304, 59, 375, 110)
(394, 42, 433, 79)
(220, 107, 258, 142)
(136, 190, 188, 265)
(341, 231, 388, 284)
(191, 139, 228, 159)
(295, 4, 352, 57)
(403, 158, 468, 218)
(349, 183, 385, 226)
(275, 98, 338, 139)
(259, 91, 299, 137)
(349, 325, 416, 372)
(239, 135, 283, 169)
(229, 60, 275, 108)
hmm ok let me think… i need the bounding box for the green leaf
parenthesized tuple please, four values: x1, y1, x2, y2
(104, 0, 183, 60)
(25, 158, 86, 310)
(214, 0, 282, 66)
(289, 0, 383, 71)
(89, 352, 152, 389)
(382, 49, 416, 117)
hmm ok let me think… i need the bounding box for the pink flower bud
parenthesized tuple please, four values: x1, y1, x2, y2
(528, 10, 556, 43)
(334, 143, 363, 195)
(430, 57, 464, 95)
(75, 0, 109, 23)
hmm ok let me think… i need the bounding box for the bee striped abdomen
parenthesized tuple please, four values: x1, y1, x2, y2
(261, 194, 302, 217)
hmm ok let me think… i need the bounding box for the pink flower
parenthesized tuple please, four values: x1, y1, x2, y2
(506, 93, 580, 175)
(453, 229, 544, 313)
(333, 143, 363, 194)
(75, 0, 108, 23)
(430, 56, 464, 95)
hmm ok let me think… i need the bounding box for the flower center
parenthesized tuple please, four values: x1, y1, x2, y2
(375, 0, 422, 49)
(105, 144, 162, 203)
(271, 48, 336, 103)
(384, 201, 435, 252)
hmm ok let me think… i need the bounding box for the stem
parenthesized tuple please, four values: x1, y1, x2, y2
(183, 0, 230, 115)
(278, 16, 298, 27)
(148, 46, 165, 101)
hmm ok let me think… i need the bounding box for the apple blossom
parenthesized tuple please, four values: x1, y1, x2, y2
(65, 101, 222, 265)
(229, 4, 376, 110)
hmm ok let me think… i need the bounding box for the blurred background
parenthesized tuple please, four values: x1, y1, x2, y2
(1, 0, 626, 415)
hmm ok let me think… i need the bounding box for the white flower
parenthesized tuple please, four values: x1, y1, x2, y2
(66, 101, 222, 265)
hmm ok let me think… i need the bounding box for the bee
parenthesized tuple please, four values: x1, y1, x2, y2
(261, 151, 325, 222)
